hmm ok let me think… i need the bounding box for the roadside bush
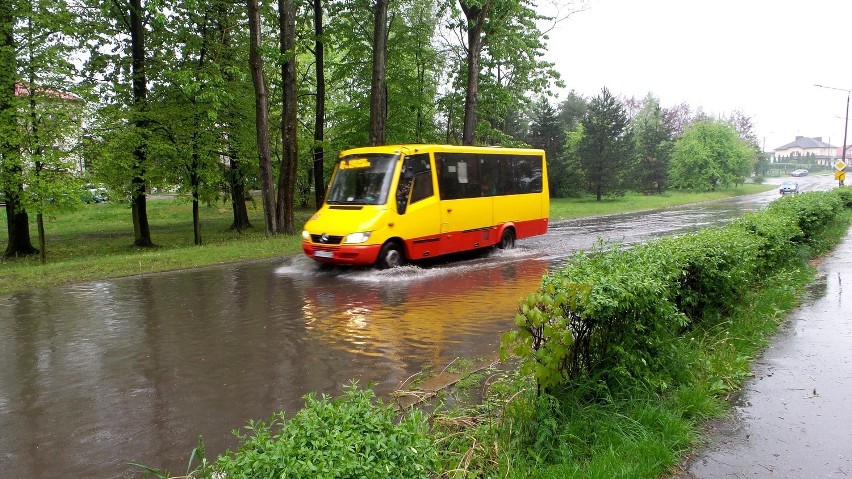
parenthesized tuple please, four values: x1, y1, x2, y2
(730, 211, 801, 273)
(832, 186, 852, 207)
(768, 191, 842, 243)
(210, 384, 436, 479)
(659, 227, 760, 323)
(507, 190, 849, 395)
(503, 244, 687, 393)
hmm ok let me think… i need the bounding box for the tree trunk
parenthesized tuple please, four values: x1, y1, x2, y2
(4, 197, 38, 257)
(191, 157, 202, 245)
(37, 212, 45, 264)
(312, 0, 326, 210)
(369, 0, 388, 146)
(459, 2, 487, 146)
(216, 5, 251, 231)
(1, 0, 37, 258)
(276, 0, 299, 234)
(228, 152, 252, 231)
(130, 0, 154, 247)
(247, 0, 276, 235)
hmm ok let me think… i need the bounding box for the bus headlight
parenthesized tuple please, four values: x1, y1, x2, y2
(343, 232, 371, 244)
(302, 230, 310, 241)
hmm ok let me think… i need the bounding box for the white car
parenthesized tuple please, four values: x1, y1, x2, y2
(779, 180, 799, 195)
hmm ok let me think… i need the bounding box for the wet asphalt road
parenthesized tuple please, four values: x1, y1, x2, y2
(679, 228, 852, 478)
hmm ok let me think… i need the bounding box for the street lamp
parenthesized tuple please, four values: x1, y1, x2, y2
(814, 84, 850, 186)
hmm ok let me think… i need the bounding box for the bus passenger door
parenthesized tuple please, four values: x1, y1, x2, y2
(396, 154, 441, 260)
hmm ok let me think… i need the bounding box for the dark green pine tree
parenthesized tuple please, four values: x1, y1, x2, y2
(528, 98, 568, 196)
(631, 94, 673, 194)
(577, 87, 630, 201)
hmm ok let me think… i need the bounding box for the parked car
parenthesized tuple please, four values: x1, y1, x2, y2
(779, 180, 799, 195)
(81, 184, 109, 203)
(790, 168, 809, 177)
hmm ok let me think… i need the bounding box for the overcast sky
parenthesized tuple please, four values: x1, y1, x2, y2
(541, 0, 852, 152)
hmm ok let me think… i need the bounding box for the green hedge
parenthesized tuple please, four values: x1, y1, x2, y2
(505, 188, 852, 393)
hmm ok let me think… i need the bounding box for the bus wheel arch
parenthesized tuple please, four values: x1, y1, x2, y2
(376, 239, 406, 269)
(498, 226, 516, 249)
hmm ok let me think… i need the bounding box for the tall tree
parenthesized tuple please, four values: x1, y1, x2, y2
(528, 97, 568, 196)
(18, 0, 82, 263)
(368, 0, 388, 145)
(0, 0, 38, 257)
(215, 0, 253, 231)
(630, 93, 672, 194)
(247, 0, 276, 234)
(81, 0, 157, 247)
(669, 120, 753, 191)
(310, 0, 326, 209)
(150, 0, 238, 245)
(453, 0, 560, 145)
(276, 0, 299, 233)
(128, 0, 154, 246)
(577, 87, 630, 201)
(458, 0, 486, 145)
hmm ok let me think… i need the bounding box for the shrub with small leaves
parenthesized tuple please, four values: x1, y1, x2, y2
(209, 383, 436, 479)
(730, 211, 801, 273)
(658, 227, 761, 323)
(768, 191, 842, 243)
(506, 189, 850, 394)
(503, 244, 687, 392)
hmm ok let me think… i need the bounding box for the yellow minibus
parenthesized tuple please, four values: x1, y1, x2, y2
(301, 144, 549, 268)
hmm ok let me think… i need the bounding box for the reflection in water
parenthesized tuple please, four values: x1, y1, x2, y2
(300, 257, 548, 365)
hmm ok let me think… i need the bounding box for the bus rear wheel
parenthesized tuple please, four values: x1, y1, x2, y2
(498, 228, 515, 249)
(377, 241, 405, 269)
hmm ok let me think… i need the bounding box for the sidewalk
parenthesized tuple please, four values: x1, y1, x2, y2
(679, 231, 852, 478)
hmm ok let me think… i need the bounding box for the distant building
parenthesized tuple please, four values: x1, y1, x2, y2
(773, 136, 837, 166)
(14, 81, 85, 174)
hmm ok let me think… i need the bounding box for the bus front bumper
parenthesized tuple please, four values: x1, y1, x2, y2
(301, 242, 382, 266)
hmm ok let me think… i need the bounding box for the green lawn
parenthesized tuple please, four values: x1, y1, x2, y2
(0, 184, 775, 294)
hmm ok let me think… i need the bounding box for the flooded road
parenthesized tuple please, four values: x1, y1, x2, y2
(0, 175, 836, 478)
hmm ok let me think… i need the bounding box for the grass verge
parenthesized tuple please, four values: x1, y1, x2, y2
(0, 185, 775, 295)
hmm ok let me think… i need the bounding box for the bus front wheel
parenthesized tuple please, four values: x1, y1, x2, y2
(377, 241, 405, 269)
(498, 229, 515, 249)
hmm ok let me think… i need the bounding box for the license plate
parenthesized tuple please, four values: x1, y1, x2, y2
(314, 250, 334, 259)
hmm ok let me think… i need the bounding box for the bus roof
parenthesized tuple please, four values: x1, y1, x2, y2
(338, 144, 546, 158)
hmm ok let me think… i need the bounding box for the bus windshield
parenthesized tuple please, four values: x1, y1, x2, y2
(326, 153, 399, 205)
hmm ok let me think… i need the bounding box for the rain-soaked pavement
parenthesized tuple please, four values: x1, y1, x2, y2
(678, 229, 852, 479)
(0, 175, 839, 479)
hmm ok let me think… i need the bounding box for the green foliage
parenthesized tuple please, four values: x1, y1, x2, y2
(668, 120, 753, 191)
(767, 191, 843, 244)
(577, 87, 631, 200)
(209, 384, 436, 479)
(629, 93, 673, 194)
(656, 227, 760, 323)
(506, 190, 850, 394)
(833, 186, 852, 207)
(503, 243, 687, 393)
(528, 97, 569, 197)
(730, 211, 800, 273)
